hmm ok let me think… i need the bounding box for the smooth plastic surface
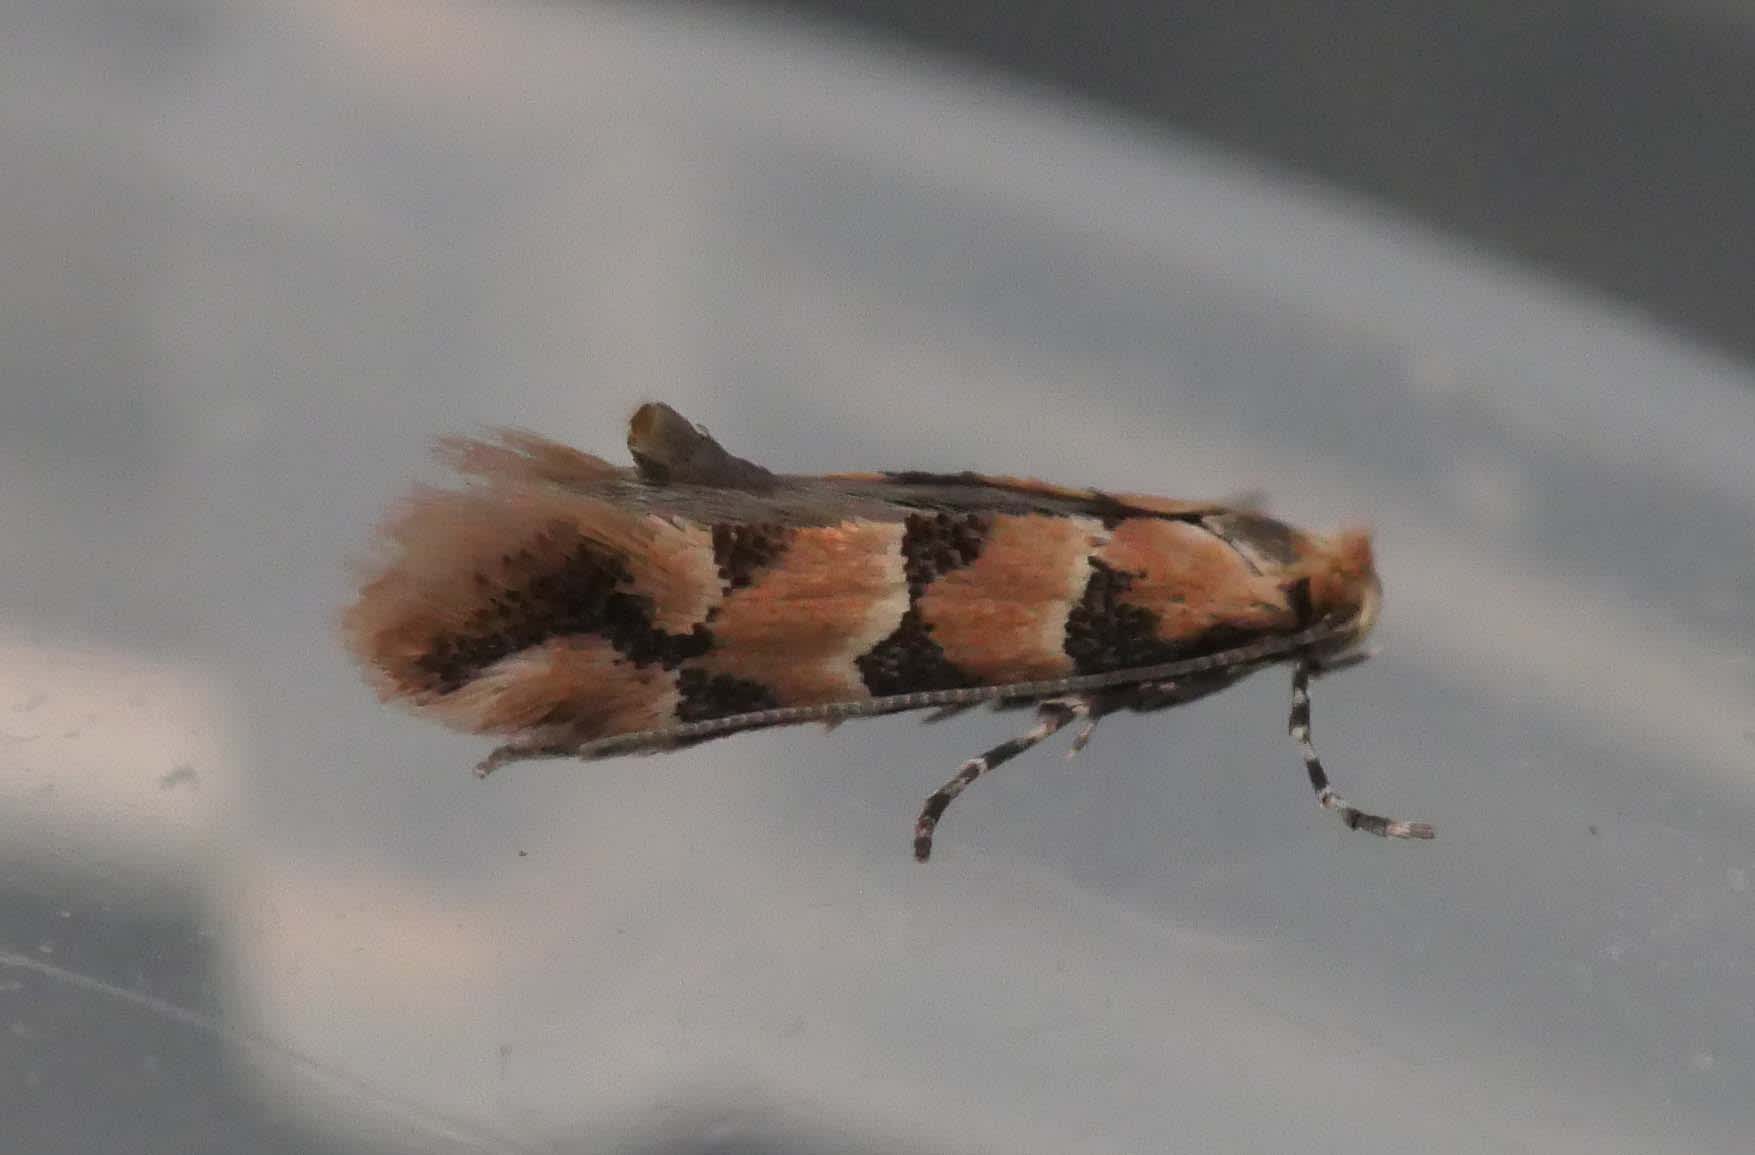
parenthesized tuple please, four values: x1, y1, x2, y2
(5, 6, 1753, 1153)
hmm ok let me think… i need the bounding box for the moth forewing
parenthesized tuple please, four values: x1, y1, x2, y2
(344, 403, 1432, 860)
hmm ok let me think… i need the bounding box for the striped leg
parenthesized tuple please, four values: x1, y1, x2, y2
(1065, 695, 1121, 758)
(914, 698, 1087, 862)
(1061, 679, 1211, 760)
(1066, 714, 1103, 757)
(1290, 659, 1434, 840)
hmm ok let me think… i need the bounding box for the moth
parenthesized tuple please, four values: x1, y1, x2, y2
(345, 403, 1433, 860)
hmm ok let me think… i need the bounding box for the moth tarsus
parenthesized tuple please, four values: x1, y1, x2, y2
(346, 402, 1434, 860)
(914, 697, 1090, 862)
(1289, 658, 1434, 841)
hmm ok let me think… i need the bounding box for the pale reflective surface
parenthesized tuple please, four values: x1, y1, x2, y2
(4, 4, 1754, 1152)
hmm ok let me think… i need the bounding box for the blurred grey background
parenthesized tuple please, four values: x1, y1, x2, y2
(3, 3, 1753, 1153)
(737, 0, 1755, 367)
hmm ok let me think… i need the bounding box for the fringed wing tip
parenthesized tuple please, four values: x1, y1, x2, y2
(342, 424, 627, 706)
(434, 427, 620, 488)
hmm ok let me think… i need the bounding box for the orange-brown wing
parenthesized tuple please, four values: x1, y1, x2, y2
(344, 414, 1372, 757)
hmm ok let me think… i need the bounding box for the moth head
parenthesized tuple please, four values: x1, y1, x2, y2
(1304, 527, 1381, 658)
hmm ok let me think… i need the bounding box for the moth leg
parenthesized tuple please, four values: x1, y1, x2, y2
(914, 698, 1088, 862)
(1066, 678, 1227, 760)
(1064, 693, 1125, 758)
(1066, 714, 1102, 758)
(1064, 676, 1240, 762)
(1289, 659, 1434, 840)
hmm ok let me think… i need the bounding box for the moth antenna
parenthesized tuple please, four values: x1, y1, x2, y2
(1289, 659, 1434, 840)
(476, 740, 578, 778)
(914, 697, 1091, 862)
(468, 617, 1364, 771)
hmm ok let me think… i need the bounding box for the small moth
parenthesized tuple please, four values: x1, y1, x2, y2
(345, 403, 1433, 860)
